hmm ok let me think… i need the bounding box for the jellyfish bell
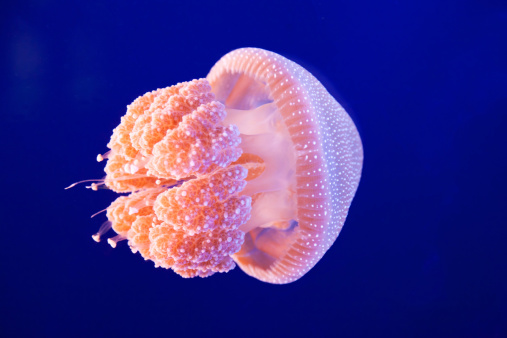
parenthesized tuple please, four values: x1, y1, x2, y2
(87, 48, 362, 284)
(208, 48, 363, 283)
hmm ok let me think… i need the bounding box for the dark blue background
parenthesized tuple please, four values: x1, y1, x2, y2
(2, 0, 506, 337)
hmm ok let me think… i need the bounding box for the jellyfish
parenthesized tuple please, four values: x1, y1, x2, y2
(86, 48, 363, 284)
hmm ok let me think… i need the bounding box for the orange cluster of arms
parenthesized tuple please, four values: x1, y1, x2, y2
(70, 48, 363, 284)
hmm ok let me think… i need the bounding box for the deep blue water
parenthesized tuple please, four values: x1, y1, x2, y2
(2, 1, 506, 337)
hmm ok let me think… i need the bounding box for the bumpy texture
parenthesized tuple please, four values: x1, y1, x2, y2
(101, 79, 250, 278)
(104, 79, 242, 192)
(146, 101, 242, 180)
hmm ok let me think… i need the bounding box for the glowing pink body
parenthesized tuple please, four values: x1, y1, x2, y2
(93, 48, 363, 284)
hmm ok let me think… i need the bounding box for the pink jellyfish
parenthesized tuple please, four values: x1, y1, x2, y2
(88, 48, 362, 284)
